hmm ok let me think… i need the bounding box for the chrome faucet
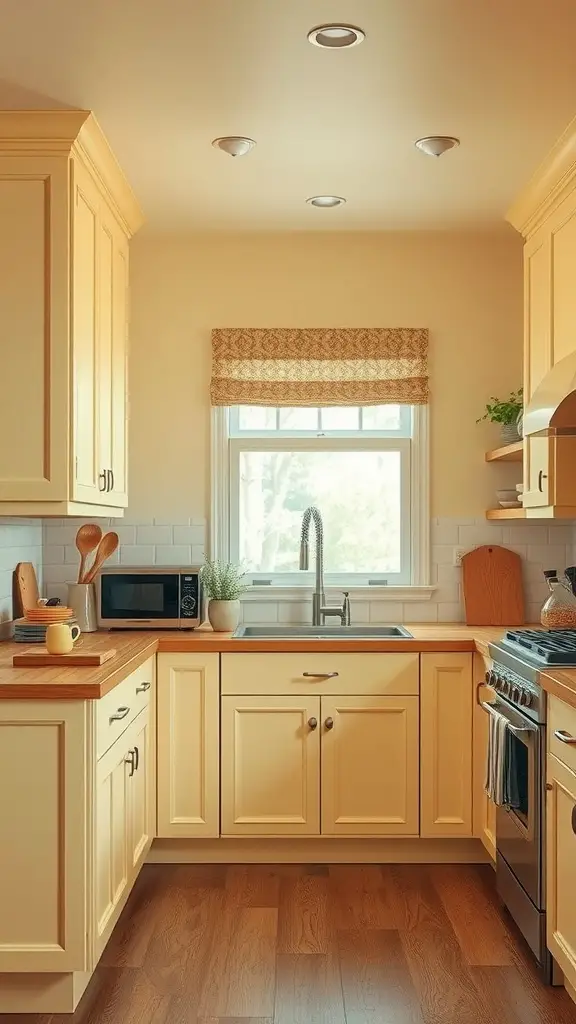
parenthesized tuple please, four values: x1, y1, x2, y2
(299, 505, 351, 627)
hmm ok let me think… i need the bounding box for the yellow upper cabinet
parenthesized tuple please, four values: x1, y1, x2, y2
(0, 111, 142, 517)
(507, 116, 576, 517)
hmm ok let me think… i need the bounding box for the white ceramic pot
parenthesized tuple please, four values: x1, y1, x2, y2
(208, 599, 240, 632)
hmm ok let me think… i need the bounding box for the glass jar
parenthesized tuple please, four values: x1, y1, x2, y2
(541, 575, 576, 630)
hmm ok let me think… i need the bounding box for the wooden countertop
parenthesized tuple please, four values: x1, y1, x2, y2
(0, 624, 521, 700)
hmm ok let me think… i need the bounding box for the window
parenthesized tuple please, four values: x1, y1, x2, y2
(212, 404, 429, 589)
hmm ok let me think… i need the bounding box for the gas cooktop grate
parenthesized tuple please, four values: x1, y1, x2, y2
(504, 628, 576, 664)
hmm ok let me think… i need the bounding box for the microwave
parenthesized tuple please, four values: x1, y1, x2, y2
(96, 566, 203, 629)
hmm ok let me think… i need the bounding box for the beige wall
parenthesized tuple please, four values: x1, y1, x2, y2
(128, 230, 523, 523)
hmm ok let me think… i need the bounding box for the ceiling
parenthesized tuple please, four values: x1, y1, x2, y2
(1, 0, 576, 231)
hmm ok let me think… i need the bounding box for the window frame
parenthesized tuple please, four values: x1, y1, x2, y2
(210, 405, 431, 596)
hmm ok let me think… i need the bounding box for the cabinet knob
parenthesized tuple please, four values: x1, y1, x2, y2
(307, 717, 318, 730)
(325, 717, 334, 730)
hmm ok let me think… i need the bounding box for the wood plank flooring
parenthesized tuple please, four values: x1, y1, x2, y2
(12, 863, 576, 1023)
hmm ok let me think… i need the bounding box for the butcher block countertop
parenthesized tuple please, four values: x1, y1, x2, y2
(0, 623, 543, 701)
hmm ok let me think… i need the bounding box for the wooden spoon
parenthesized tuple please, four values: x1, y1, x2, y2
(75, 523, 102, 583)
(83, 531, 119, 585)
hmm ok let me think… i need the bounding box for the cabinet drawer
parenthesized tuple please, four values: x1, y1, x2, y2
(221, 652, 419, 696)
(96, 656, 155, 758)
(549, 695, 576, 775)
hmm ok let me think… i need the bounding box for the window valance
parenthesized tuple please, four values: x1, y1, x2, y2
(210, 327, 428, 406)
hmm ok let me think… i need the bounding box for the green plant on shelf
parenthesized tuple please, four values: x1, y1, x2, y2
(476, 388, 523, 425)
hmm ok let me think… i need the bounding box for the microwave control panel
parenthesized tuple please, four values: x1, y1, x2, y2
(180, 574, 200, 617)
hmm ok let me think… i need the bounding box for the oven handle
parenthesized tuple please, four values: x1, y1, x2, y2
(480, 699, 537, 736)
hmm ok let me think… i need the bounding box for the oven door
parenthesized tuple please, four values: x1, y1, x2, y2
(99, 572, 180, 626)
(484, 698, 543, 908)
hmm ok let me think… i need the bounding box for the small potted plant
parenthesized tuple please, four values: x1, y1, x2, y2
(201, 559, 248, 632)
(477, 388, 523, 444)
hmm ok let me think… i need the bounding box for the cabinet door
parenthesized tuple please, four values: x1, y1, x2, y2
(128, 709, 153, 877)
(0, 701, 88, 972)
(93, 725, 131, 960)
(98, 207, 129, 508)
(523, 435, 552, 509)
(157, 653, 220, 838)
(72, 161, 104, 504)
(321, 695, 419, 836)
(0, 156, 70, 501)
(421, 653, 473, 837)
(551, 192, 576, 366)
(472, 653, 496, 859)
(547, 753, 576, 989)
(221, 695, 321, 836)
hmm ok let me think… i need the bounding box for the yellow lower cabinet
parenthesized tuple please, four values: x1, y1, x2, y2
(0, 701, 89, 972)
(421, 653, 473, 837)
(157, 653, 220, 838)
(93, 720, 133, 960)
(221, 695, 321, 836)
(128, 708, 154, 876)
(320, 695, 419, 836)
(547, 753, 576, 989)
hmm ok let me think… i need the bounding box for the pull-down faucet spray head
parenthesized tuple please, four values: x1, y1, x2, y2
(299, 539, 310, 570)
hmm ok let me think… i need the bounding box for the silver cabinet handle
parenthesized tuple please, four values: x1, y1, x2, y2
(99, 470, 108, 492)
(136, 681, 151, 694)
(133, 744, 140, 771)
(303, 672, 339, 679)
(125, 749, 136, 777)
(554, 729, 576, 745)
(538, 469, 548, 491)
(109, 705, 130, 723)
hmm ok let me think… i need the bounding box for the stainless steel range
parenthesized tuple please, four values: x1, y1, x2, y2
(487, 628, 576, 983)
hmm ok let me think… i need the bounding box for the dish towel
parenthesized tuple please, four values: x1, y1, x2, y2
(485, 706, 510, 806)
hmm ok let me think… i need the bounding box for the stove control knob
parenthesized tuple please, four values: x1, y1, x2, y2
(524, 690, 534, 708)
(501, 679, 509, 695)
(485, 670, 491, 685)
(512, 685, 520, 702)
(519, 689, 528, 706)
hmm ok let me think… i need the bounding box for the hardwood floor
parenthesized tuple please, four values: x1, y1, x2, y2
(11, 862, 576, 1023)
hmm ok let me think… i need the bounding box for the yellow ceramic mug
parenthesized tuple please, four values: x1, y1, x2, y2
(46, 622, 81, 655)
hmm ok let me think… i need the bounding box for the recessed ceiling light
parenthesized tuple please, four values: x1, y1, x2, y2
(306, 195, 346, 208)
(308, 24, 365, 48)
(414, 136, 460, 157)
(212, 136, 256, 157)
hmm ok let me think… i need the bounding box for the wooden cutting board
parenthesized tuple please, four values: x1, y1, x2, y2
(13, 647, 117, 667)
(462, 544, 525, 625)
(12, 562, 40, 617)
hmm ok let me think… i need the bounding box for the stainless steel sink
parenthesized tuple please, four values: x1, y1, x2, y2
(232, 625, 413, 639)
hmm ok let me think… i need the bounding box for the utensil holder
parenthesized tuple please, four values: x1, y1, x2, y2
(67, 583, 98, 632)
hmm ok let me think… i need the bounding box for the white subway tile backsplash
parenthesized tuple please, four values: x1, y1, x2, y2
(43, 545, 65, 564)
(242, 602, 279, 624)
(119, 545, 155, 565)
(502, 526, 549, 546)
(431, 545, 455, 565)
(44, 525, 80, 546)
(136, 525, 172, 546)
(0, 521, 42, 633)
(526, 545, 567, 568)
(173, 524, 206, 546)
(369, 602, 404, 623)
(431, 519, 460, 545)
(192, 545, 205, 564)
(407, 602, 439, 622)
(437, 602, 464, 622)
(154, 545, 192, 565)
(458, 525, 503, 547)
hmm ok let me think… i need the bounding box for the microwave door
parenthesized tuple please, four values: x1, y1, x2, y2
(100, 573, 179, 621)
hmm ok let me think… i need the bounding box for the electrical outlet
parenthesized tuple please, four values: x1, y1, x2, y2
(453, 547, 466, 567)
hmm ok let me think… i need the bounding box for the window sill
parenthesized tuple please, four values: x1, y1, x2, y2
(242, 585, 437, 603)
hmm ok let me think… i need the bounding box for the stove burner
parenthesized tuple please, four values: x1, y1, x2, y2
(504, 628, 576, 665)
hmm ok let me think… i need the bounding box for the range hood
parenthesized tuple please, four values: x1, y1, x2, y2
(523, 350, 576, 436)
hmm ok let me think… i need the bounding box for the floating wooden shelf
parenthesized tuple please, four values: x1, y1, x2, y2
(486, 507, 526, 520)
(485, 441, 523, 463)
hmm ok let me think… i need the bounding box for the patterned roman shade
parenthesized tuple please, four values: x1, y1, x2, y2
(210, 328, 429, 406)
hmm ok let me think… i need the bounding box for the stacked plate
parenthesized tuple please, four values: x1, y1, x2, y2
(14, 607, 76, 643)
